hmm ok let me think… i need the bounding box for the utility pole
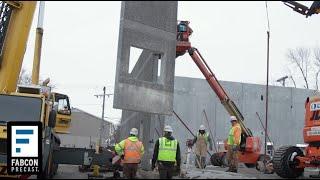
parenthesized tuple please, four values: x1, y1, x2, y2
(94, 87, 113, 148)
(265, 1, 271, 168)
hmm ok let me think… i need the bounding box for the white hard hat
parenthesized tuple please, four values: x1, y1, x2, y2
(230, 116, 237, 122)
(199, 125, 206, 131)
(130, 128, 138, 136)
(164, 125, 173, 133)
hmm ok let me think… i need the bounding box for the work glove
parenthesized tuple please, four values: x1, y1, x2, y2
(232, 145, 239, 151)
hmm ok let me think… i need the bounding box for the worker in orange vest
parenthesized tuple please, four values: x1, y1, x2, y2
(226, 116, 242, 173)
(115, 128, 144, 179)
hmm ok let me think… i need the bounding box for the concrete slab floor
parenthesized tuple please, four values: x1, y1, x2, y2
(30, 164, 320, 179)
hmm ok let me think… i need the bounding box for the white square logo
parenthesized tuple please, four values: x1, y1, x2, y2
(11, 126, 38, 157)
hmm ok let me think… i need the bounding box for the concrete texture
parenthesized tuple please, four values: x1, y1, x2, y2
(165, 76, 316, 164)
(57, 108, 113, 148)
(113, 1, 178, 115)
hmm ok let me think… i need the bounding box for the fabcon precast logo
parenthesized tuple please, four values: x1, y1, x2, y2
(7, 121, 42, 175)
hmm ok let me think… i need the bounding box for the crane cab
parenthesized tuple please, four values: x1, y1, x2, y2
(51, 93, 72, 134)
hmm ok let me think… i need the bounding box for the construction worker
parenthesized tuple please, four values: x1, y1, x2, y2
(226, 116, 242, 173)
(115, 128, 144, 179)
(152, 125, 181, 179)
(192, 124, 213, 169)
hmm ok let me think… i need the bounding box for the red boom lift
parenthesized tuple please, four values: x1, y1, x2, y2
(176, 21, 267, 168)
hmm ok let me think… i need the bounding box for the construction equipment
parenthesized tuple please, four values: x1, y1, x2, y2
(0, 1, 113, 178)
(0, 1, 42, 178)
(273, 96, 320, 178)
(283, 1, 320, 17)
(29, 1, 72, 134)
(271, 2, 320, 178)
(176, 20, 264, 169)
(0, 1, 69, 178)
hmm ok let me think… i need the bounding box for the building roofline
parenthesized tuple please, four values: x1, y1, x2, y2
(71, 107, 113, 125)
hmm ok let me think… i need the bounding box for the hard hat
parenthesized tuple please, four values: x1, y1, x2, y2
(164, 125, 173, 133)
(199, 125, 206, 131)
(230, 116, 237, 122)
(130, 128, 138, 136)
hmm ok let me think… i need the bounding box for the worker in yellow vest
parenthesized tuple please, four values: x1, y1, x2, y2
(226, 116, 242, 173)
(152, 125, 181, 179)
(193, 124, 213, 169)
(115, 128, 144, 179)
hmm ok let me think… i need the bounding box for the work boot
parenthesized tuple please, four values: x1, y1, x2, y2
(230, 169, 238, 173)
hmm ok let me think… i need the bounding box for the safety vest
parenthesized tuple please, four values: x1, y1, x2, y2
(157, 137, 178, 162)
(123, 138, 143, 163)
(227, 124, 241, 145)
(197, 132, 209, 144)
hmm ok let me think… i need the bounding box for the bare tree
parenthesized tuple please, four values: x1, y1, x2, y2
(18, 68, 56, 89)
(286, 47, 311, 89)
(284, 46, 320, 90)
(284, 66, 297, 88)
(18, 68, 32, 85)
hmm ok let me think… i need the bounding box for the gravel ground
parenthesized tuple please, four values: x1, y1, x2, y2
(46, 163, 320, 179)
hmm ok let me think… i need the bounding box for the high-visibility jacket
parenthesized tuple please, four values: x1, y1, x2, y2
(227, 123, 241, 146)
(115, 136, 144, 164)
(157, 137, 178, 162)
(197, 132, 209, 144)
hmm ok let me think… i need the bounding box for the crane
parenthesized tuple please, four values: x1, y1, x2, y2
(0, 2, 115, 179)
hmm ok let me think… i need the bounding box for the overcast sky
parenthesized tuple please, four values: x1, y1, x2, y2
(21, 1, 319, 124)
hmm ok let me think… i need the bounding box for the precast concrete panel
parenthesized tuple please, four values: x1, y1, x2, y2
(113, 1, 178, 114)
(167, 76, 315, 158)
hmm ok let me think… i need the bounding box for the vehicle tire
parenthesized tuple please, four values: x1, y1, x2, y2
(38, 150, 52, 179)
(210, 153, 223, 166)
(244, 163, 255, 168)
(273, 146, 304, 178)
(221, 153, 228, 167)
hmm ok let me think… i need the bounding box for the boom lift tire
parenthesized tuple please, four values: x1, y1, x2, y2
(273, 146, 304, 178)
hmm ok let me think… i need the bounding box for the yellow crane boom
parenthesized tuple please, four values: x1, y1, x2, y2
(0, 1, 36, 93)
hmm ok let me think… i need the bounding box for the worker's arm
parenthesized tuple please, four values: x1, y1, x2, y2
(152, 139, 159, 168)
(233, 126, 241, 146)
(176, 142, 181, 167)
(114, 140, 126, 155)
(192, 136, 197, 145)
(140, 142, 145, 156)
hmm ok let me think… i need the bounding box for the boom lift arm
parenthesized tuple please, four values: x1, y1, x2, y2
(176, 21, 253, 139)
(176, 21, 262, 168)
(187, 47, 253, 138)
